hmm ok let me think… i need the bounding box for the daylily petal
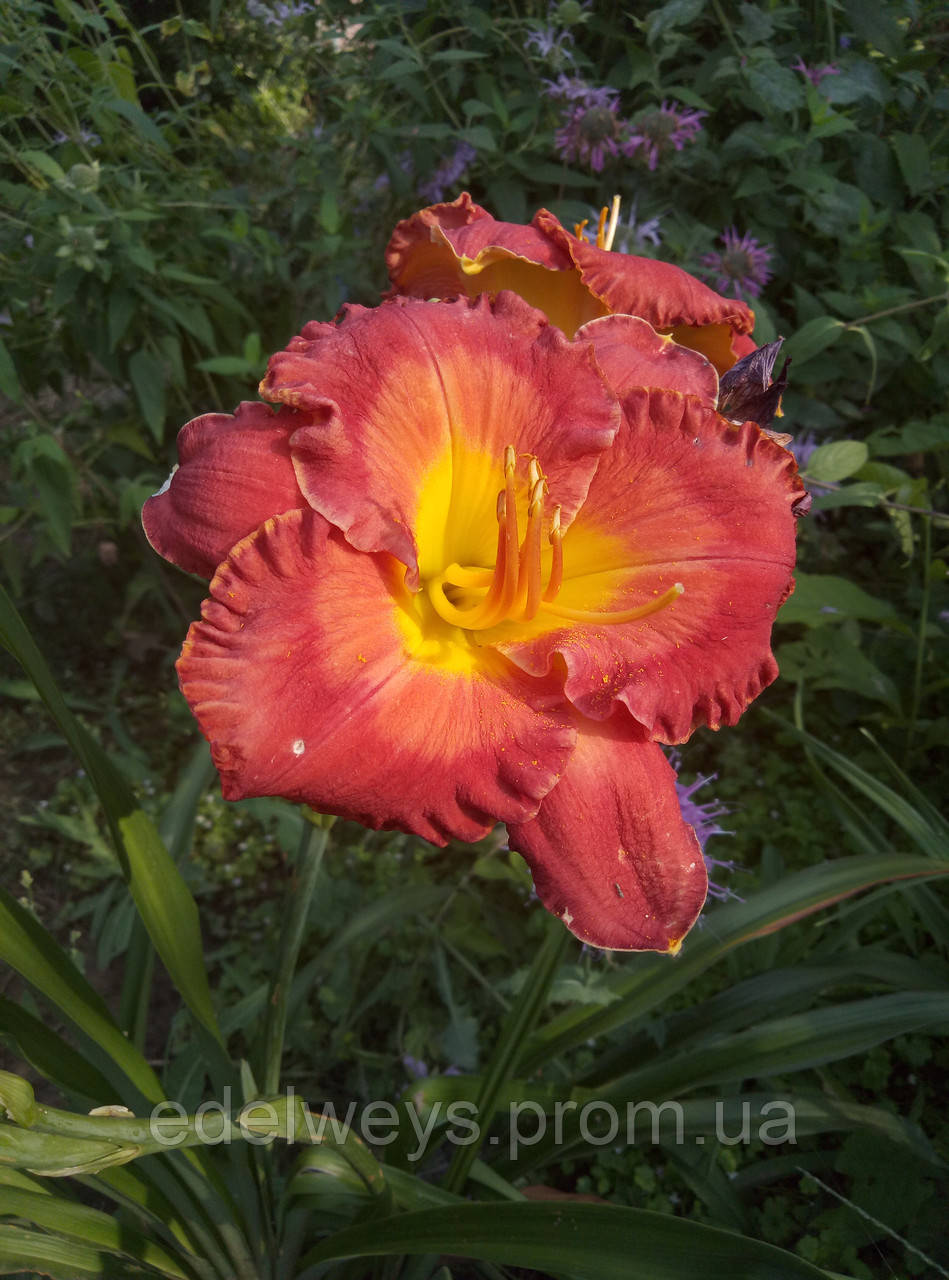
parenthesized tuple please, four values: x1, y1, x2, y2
(508, 717, 707, 952)
(142, 401, 304, 578)
(578, 314, 719, 407)
(386, 195, 756, 373)
(533, 209, 756, 373)
(386, 196, 607, 337)
(177, 508, 576, 844)
(497, 389, 803, 741)
(259, 294, 619, 587)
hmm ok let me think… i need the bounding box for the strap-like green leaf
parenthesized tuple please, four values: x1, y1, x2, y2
(0, 581, 222, 1048)
(296, 1201, 828, 1279)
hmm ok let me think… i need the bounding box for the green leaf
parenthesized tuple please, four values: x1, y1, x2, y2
(298, 1201, 827, 1279)
(892, 131, 930, 195)
(128, 349, 166, 440)
(0, 336, 22, 402)
(0, 1187, 190, 1277)
(443, 917, 570, 1193)
(0, 584, 224, 1053)
(867, 416, 949, 455)
(520, 853, 949, 1071)
(194, 355, 254, 375)
(805, 440, 868, 482)
(777, 572, 899, 627)
(0, 889, 163, 1107)
(18, 149, 67, 184)
(783, 315, 844, 366)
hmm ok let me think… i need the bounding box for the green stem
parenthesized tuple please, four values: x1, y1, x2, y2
(904, 513, 932, 767)
(442, 914, 572, 1195)
(842, 292, 947, 329)
(261, 815, 333, 1096)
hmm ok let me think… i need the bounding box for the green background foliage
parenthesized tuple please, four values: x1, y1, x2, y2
(1, 0, 947, 1277)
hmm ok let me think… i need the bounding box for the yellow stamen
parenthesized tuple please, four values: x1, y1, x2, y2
(425, 446, 682, 634)
(597, 194, 622, 251)
(543, 506, 563, 602)
(538, 582, 684, 625)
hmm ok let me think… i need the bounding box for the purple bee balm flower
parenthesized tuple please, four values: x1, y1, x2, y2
(669, 751, 738, 903)
(418, 141, 477, 204)
(700, 227, 773, 300)
(525, 22, 575, 63)
(549, 82, 639, 173)
(791, 57, 841, 88)
(626, 100, 706, 171)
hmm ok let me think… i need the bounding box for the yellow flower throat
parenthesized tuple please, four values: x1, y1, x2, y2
(423, 445, 683, 634)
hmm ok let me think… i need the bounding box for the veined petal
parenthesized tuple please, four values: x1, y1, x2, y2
(578, 314, 719, 407)
(177, 508, 576, 844)
(260, 294, 619, 587)
(509, 718, 707, 952)
(497, 389, 803, 742)
(142, 401, 304, 578)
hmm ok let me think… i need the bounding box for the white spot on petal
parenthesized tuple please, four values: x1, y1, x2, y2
(292, 739, 305, 756)
(561, 909, 574, 928)
(152, 465, 178, 498)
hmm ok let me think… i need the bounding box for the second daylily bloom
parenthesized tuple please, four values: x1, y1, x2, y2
(385, 192, 757, 375)
(144, 292, 803, 953)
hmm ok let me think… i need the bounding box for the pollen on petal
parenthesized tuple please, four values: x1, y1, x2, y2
(292, 739, 306, 756)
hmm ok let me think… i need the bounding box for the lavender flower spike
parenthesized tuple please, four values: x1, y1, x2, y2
(418, 141, 477, 204)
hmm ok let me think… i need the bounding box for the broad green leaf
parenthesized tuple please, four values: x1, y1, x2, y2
(892, 131, 930, 195)
(18, 148, 67, 183)
(777, 571, 898, 627)
(0, 584, 223, 1050)
(783, 315, 844, 365)
(128, 349, 166, 440)
(805, 440, 868, 482)
(297, 1201, 827, 1279)
(867, 416, 949, 455)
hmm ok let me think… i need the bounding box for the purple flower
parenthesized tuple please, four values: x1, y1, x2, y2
(417, 141, 477, 204)
(609, 199, 663, 252)
(402, 1054, 429, 1079)
(669, 753, 737, 903)
(525, 22, 575, 64)
(52, 126, 101, 147)
(247, 0, 313, 25)
(626, 100, 706, 171)
(791, 57, 841, 89)
(788, 429, 819, 471)
(700, 228, 773, 300)
(548, 80, 639, 173)
(542, 72, 601, 102)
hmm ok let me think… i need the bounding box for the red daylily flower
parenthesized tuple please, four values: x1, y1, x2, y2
(144, 292, 803, 952)
(386, 192, 757, 375)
